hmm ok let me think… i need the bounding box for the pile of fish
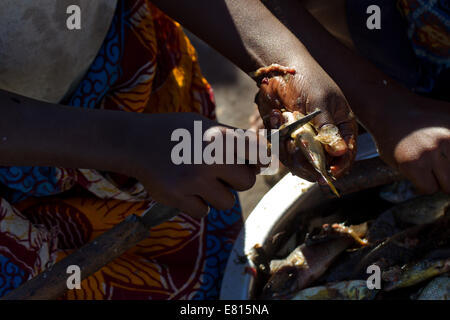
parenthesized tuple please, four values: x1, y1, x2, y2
(252, 191, 450, 300)
(282, 110, 341, 197)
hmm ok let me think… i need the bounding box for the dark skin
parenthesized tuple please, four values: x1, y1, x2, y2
(0, 0, 355, 218)
(261, 0, 450, 194)
(152, 0, 357, 180)
(255, 66, 357, 182)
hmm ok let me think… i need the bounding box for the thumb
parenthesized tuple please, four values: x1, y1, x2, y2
(309, 103, 350, 157)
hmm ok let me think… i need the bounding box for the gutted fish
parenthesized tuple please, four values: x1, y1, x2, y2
(290, 113, 340, 197)
(261, 223, 367, 299)
(331, 223, 368, 246)
(365, 193, 449, 244)
(417, 275, 450, 300)
(315, 124, 344, 153)
(392, 193, 450, 225)
(291, 280, 378, 300)
(356, 212, 450, 275)
(366, 210, 401, 243)
(383, 258, 450, 291)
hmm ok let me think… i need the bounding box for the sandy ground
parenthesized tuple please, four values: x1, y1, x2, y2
(187, 32, 273, 219)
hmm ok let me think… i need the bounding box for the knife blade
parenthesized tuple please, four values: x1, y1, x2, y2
(267, 109, 322, 140)
(140, 202, 179, 227)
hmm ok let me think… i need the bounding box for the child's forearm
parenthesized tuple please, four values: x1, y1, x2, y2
(151, 0, 320, 74)
(0, 89, 135, 173)
(151, 0, 395, 134)
(260, 0, 403, 128)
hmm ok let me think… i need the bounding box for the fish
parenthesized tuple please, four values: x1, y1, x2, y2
(261, 223, 367, 299)
(366, 209, 401, 243)
(315, 124, 345, 154)
(331, 223, 369, 246)
(417, 275, 450, 300)
(392, 193, 450, 225)
(383, 258, 450, 291)
(365, 193, 449, 242)
(355, 211, 450, 275)
(289, 112, 340, 197)
(291, 280, 378, 300)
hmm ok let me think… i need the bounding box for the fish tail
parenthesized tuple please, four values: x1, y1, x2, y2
(321, 173, 340, 197)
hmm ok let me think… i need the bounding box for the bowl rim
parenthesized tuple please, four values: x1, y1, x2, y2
(219, 133, 379, 299)
(219, 173, 317, 299)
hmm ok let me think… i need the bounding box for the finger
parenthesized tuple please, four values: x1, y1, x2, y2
(268, 109, 284, 129)
(216, 164, 257, 191)
(329, 118, 358, 177)
(180, 195, 209, 220)
(333, 112, 358, 155)
(399, 162, 439, 195)
(319, 124, 348, 157)
(309, 97, 351, 157)
(199, 180, 236, 211)
(223, 128, 272, 168)
(257, 77, 285, 120)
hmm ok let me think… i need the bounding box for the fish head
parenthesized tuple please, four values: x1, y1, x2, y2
(260, 265, 300, 299)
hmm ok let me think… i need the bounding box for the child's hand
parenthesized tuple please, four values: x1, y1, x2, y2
(254, 62, 357, 182)
(124, 113, 263, 219)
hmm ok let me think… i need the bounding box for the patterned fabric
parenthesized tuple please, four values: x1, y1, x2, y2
(0, 0, 242, 299)
(397, 0, 450, 92)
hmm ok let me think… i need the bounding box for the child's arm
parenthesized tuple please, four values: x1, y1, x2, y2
(258, 0, 450, 194)
(151, 0, 358, 180)
(0, 89, 258, 217)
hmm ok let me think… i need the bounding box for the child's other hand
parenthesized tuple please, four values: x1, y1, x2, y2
(369, 90, 450, 194)
(125, 113, 264, 219)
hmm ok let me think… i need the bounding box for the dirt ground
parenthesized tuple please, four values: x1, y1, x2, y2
(187, 32, 273, 219)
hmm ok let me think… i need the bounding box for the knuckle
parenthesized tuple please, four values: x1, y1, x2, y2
(235, 171, 256, 191)
(243, 170, 257, 190)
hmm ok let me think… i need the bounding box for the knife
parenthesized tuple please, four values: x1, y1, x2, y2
(267, 109, 322, 140)
(2, 202, 179, 300)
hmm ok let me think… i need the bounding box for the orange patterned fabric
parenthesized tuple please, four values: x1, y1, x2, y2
(0, 0, 242, 300)
(101, 2, 216, 117)
(14, 193, 216, 300)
